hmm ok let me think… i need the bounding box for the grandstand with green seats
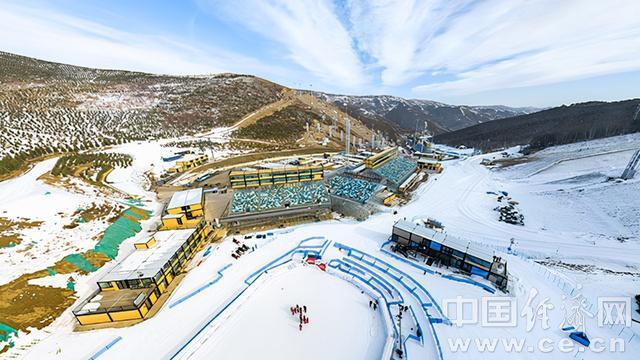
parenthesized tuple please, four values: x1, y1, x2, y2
(221, 181, 331, 227)
(329, 175, 381, 204)
(373, 156, 417, 191)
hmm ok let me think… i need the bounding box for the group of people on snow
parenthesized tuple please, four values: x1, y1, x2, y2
(290, 304, 310, 331)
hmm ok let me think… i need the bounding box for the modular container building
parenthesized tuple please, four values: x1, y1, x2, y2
(391, 220, 507, 290)
(162, 188, 204, 229)
(364, 147, 398, 169)
(229, 165, 324, 189)
(168, 154, 208, 173)
(72, 222, 211, 325)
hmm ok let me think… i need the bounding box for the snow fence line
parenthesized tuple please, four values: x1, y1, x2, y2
(334, 242, 445, 360)
(328, 259, 404, 305)
(88, 336, 123, 360)
(327, 259, 401, 360)
(380, 239, 496, 294)
(342, 258, 404, 304)
(330, 256, 439, 360)
(335, 242, 448, 321)
(168, 263, 233, 308)
(341, 254, 440, 360)
(244, 236, 329, 285)
(166, 237, 329, 359)
(330, 256, 440, 360)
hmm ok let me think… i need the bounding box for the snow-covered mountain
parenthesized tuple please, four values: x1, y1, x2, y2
(434, 99, 640, 151)
(310, 92, 539, 134)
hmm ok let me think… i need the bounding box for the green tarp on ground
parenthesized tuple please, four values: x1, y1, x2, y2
(59, 207, 151, 274)
(63, 254, 97, 273)
(93, 215, 144, 259)
(46, 268, 56, 276)
(121, 199, 145, 207)
(0, 322, 17, 342)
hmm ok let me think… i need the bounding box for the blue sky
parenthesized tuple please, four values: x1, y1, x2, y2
(1, 0, 639, 107)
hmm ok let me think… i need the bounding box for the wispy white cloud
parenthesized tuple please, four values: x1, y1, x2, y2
(198, 0, 368, 89)
(343, 0, 640, 95)
(0, 1, 285, 77)
(1, 0, 638, 102)
(346, 0, 471, 86)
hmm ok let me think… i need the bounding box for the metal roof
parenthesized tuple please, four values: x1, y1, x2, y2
(167, 188, 203, 210)
(99, 229, 196, 282)
(417, 158, 439, 164)
(178, 153, 207, 162)
(393, 220, 493, 262)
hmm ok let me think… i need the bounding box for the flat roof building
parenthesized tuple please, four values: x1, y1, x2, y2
(162, 188, 205, 229)
(391, 220, 507, 290)
(167, 188, 204, 212)
(100, 229, 195, 283)
(73, 223, 211, 325)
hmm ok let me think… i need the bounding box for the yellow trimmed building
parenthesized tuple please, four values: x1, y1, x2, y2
(161, 188, 204, 229)
(72, 222, 210, 325)
(417, 158, 443, 173)
(229, 165, 324, 189)
(168, 154, 208, 173)
(364, 147, 398, 169)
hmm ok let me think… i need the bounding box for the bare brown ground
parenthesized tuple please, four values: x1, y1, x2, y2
(0, 206, 143, 335)
(0, 218, 43, 248)
(492, 156, 537, 168)
(0, 270, 76, 333)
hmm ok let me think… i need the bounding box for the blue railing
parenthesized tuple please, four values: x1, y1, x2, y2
(335, 242, 445, 320)
(334, 242, 446, 360)
(245, 237, 328, 285)
(169, 263, 233, 308)
(326, 259, 406, 358)
(170, 237, 328, 359)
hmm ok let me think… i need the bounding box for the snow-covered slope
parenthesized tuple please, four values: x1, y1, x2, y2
(311, 92, 539, 134)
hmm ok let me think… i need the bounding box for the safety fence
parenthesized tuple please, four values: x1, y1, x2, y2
(328, 259, 403, 306)
(169, 263, 233, 308)
(327, 259, 406, 360)
(514, 253, 639, 347)
(335, 242, 447, 322)
(333, 242, 445, 360)
(325, 262, 397, 360)
(168, 237, 330, 359)
(245, 237, 329, 285)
